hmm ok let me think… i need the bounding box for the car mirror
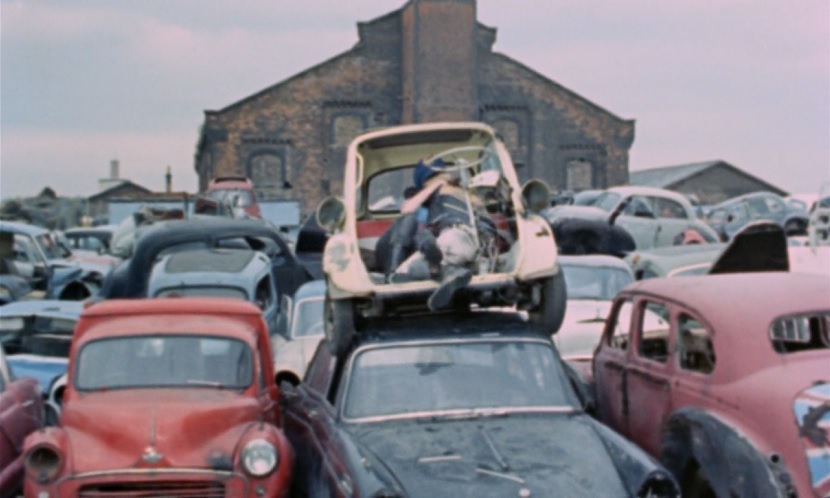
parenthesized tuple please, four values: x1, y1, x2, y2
(315, 196, 346, 233)
(521, 179, 552, 213)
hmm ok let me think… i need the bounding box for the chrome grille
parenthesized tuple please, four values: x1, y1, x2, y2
(79, 481, 225, 497)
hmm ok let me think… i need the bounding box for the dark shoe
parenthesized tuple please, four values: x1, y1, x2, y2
(428, 267, 472, 311)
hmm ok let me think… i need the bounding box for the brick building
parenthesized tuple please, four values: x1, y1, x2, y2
(194, 0, 635, 216)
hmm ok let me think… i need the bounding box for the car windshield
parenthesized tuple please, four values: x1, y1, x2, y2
(367, 166, 416, 213)
(208, 188, 253, 207)
(292, 297, 324, 338)
(35, 233, 69, 259)
(75, 335, 254, 390)
(561, 264, 633, 300)
(343, 339, 578, 421)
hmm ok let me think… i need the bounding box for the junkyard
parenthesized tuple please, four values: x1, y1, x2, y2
(2, 1, 829, 497)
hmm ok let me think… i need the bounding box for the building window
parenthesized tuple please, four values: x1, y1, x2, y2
(248, 152, 286, 188)
(566, 159, 593, 190)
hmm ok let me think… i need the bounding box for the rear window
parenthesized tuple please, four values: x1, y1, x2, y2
(769, 313, 830, 354)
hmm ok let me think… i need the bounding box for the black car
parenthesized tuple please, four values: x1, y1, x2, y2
(99, 217, 312, 301)
(281, 311, 679, 497)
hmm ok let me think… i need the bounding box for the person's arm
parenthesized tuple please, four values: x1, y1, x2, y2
(401, 178, 445, 214)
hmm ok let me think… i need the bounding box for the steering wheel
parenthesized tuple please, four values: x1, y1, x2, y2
(424, 146, 493, 173)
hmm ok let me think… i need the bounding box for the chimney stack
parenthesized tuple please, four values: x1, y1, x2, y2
(165, 166, 172, 193)
(110, 159, 120, 179)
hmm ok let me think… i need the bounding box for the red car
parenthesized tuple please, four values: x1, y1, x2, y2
(592, 272, 830, 497)
(0, 345, 43, 498)
(23, 298, 294, 497)
(204, 176, 262, 218)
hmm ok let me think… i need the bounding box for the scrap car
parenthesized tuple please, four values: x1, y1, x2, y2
(272, 279, 325, 387)
(23, 297, 294, 497)
(281, 310, 679, 497)
(591, 272, 830, 497)
(316, 121, 566, 355)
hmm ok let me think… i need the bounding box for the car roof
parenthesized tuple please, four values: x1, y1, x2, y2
(623, 273, 829, 332)
(0, 220, 49, 236)
(605, 185, 691, 202)
(75, 298, 267, 343)
(353, 310, 548, 347)
(148, 249, 270, 295)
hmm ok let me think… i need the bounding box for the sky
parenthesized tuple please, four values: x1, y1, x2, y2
(1, 0, 828, 201)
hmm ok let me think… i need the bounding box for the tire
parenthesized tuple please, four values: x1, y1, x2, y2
(528, 269, 567, 334)
(324, 295, 355, 356)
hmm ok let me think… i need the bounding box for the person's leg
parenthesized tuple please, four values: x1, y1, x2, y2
(376, 213, 419, 275)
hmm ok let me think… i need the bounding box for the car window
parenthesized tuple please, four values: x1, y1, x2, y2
(561, 264, 633, 300)
(76, 335, 254, 390)
(343, 340, 577, 420)
(624, 196, 654, 217)
(593, 192, 622, 212)
(727, 204, 749, 223)
(305, 341, 337, 397)
(0, 315, 76, 358)
(366, 166, 416, 214)
(637, 301, 670, 363)
(254, 276, 274, 310)
(769, 312, 830, 354)
(653, 198, 687, 220)
(678, 314, 715, 374)
(607, 299, 633, 350)
(292, 297, 325, 338)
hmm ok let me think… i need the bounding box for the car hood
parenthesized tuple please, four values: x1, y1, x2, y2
(61, 389, 263, 472)
(348, 414, 633, 496)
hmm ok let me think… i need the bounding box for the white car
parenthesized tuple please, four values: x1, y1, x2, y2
(553, 255, 634, 365)
(316, 121, 565, 355)
(545, 185, 720, 251)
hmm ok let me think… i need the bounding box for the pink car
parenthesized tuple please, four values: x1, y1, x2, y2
(592, 272, 829, 497)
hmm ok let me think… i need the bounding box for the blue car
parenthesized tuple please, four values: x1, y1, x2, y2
(0, 299, 82, 396)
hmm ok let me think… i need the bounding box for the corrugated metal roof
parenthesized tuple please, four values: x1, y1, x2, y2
(629, 161, 722, 188)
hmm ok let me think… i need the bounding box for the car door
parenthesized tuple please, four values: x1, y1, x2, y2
(594, 298, 635, 436)
(624, 299, 675, 456)
(282, 343, 356, 497)
(618, 196, 661, 249)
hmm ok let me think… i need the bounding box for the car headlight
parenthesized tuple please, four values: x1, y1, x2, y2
(25, 444, 64, 484)
(240, 438, 278, 477)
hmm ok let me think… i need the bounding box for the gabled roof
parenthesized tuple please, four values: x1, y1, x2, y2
(629, 160, 786, 195)
(87, 181, 152, 202)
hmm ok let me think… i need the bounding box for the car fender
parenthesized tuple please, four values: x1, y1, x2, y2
(323, 233, 374, 299)
(514, 213, 559, 281)
(660, 408, 793, 497)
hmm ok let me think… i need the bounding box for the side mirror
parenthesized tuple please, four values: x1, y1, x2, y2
(316, 197, 346, 233)
(521, 179, 552, 214)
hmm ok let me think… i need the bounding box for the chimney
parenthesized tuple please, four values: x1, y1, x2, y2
(110, 159, 120, 179)
(165, 166, 172, 193)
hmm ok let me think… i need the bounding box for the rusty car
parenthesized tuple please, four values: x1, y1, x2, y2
(591, 272, 830, 497)
(22, 298, 294, 497)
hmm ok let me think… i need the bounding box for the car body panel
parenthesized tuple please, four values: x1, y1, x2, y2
(706, 191, 810, 241)
(23, 297, 294, 497)
(204, 176, 261, 218)
(592, 273, 830, 497)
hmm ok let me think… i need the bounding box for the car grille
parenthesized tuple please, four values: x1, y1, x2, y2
(79, 481, 225, 497)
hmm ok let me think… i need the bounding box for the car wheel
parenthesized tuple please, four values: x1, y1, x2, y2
(324, 295, 355, 356)
(528, 269, 567, 334)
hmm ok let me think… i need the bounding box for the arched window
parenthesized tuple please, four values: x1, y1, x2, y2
(249, 152, 285, 188)
(566, 159, 593, 190)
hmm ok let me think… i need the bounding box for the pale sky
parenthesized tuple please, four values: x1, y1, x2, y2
(1, 0, 828, 200)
